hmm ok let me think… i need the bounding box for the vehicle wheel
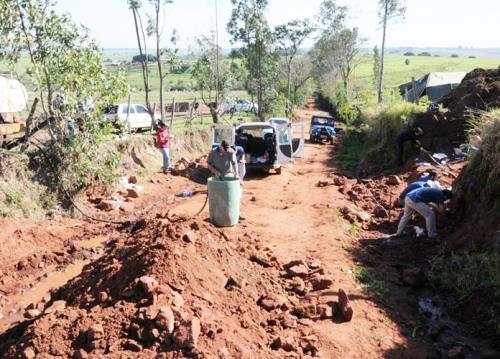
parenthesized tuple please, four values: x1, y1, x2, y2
(275, 167, 282, 175)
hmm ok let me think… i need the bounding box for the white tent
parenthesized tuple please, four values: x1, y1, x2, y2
(400, 72, 466, 102)
(0, 76, 28, 113)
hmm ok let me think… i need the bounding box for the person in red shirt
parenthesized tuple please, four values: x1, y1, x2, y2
(156, 121, 171, 173)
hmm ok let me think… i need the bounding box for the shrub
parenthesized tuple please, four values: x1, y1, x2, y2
(337, 103, 424, 173)
(418, 51, 432, 56)
(403, 51, 415, 56)
(451, 54, 460, 58)
(330, 85, 359, 125)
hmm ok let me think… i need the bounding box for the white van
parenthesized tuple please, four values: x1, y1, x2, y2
(103, 104, 160, 131)
(212, 121, 304, 174)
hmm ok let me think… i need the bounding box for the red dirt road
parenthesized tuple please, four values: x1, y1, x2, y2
(0, 107, 436, 357)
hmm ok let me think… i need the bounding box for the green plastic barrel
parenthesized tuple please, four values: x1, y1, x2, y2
(208, 176, 241, 227)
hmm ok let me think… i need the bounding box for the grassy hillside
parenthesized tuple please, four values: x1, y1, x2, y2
(352, 54, 500, 93)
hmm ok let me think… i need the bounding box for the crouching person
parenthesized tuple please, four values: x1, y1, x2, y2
(395, 187, 452, 240)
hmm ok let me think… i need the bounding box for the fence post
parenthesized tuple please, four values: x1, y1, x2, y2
(170, 97, 175, 128)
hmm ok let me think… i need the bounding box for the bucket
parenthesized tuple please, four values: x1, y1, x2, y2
(207, 176, 241, 227)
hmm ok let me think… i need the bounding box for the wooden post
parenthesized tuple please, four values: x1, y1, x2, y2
(411, 77, 419, 105)
(170, 97, 175, 128)
(188, 97, 196, 126)
(151, 103, 157, 132)
(126, 93, 132, 126)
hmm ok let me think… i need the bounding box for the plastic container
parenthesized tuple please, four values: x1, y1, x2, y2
(207, 176, 241, 227)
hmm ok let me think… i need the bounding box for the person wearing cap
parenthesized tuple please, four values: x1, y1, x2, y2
(156, 121, 171, 173)
(395, 187, 452, 240)
(396, 126, 424, 165)
(207, 140, 239, 179)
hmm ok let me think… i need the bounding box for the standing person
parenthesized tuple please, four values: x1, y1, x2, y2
(395, 187, 452, 240)
(234, 145, 246, 184)
(207, 140, 239, 179)
(156, 121, 171, 174)
(396, 127, 424, 165)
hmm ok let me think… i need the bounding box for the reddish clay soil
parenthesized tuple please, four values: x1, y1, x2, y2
(0, 104, 496, 358)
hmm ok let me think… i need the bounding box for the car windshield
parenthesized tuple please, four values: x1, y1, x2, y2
(134, 105, 148, 114)
(311, 116, 334, 126)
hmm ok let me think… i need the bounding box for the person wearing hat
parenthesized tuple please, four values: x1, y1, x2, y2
(207, 140, 240, 179)
(395, 187, 452, 240)
(396, 126, 424, 165)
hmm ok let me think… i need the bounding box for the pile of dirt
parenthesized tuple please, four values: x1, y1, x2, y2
(441, 68, 500, 118)
(0, 212, 345, 358)
(330, 163, 459, 231)
(413, 111, 468, 153)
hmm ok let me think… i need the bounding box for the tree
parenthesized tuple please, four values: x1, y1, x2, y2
(128, 0, 178, 122)
(313, 1, 361, 91)
(227, 0, 278, 120)
(275, 19, 314, 116)
(128, 0, 151, 111)
(147, 0, 177, 122)
(405, 58, 410, 65)
(377, 0, 406, 103)
(0, 0, 126, 193)
(191, 36, 235, 123)
(373, 45, 380, 88)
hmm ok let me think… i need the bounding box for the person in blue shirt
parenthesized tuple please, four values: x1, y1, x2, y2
(419, 170, 437, 182)
(395, 187, 452, 239)
(398, 171, 440, 206)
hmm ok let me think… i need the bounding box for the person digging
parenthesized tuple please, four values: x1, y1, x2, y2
(393, 187, 452, 240)
(206, 141, 245, 220)
(397, 172, 441, 207)
(396, 126, 424, 166)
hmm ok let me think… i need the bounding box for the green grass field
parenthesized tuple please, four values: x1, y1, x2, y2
(353, 54, 500, 92)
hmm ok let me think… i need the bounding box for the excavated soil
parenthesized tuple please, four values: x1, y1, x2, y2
(441, 68, 500, 118)
(0, 102, 498, 358)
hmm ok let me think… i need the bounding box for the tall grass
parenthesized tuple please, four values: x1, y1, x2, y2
(337, 102, 425, 173)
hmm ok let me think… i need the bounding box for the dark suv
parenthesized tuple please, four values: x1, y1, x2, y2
(309, 115, 336, 144)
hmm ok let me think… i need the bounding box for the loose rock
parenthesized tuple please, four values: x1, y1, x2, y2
(309, 274, 334, 291)
(138, 276, 158, 294)
(156, 306, 175, 333)
(172, 318, 201, 349)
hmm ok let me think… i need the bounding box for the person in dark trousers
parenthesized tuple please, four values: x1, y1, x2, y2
(395, 187, 452, 240)
(396, 127, 424, 165)
(156, 121, 171, 173)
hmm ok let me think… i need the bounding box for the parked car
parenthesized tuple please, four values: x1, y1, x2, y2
(269, 117, 289, 126)
(212, 121, 304, 175)
(103, 104, 160, 131)
(309, 115, 336, 144)
(224, 99, 258, 114)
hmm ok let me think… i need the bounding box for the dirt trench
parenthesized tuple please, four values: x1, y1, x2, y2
(0, 104, 495, 358)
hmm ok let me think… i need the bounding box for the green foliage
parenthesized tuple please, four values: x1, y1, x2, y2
(227, 0, 279, 119)
(429, 252, 500, 301)
(355, 267, 387, 295)
(191, 36, 235, 106)
(456, 111, 500, 230)
(0, 0, 127, 196)
(373, 46, 380, 87)
(330, 84, 359, 124)
(347, 222, 361, 236)
(337, 102, 423, 172)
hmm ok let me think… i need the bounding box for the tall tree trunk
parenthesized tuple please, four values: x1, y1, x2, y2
(286, 58, 292, 118)
(154, 1, 164, 122)
(377, 0, 388, 103)
(131, 8, 150, 113)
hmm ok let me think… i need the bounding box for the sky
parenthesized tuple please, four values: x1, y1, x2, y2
(55, 0, 499, 50)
